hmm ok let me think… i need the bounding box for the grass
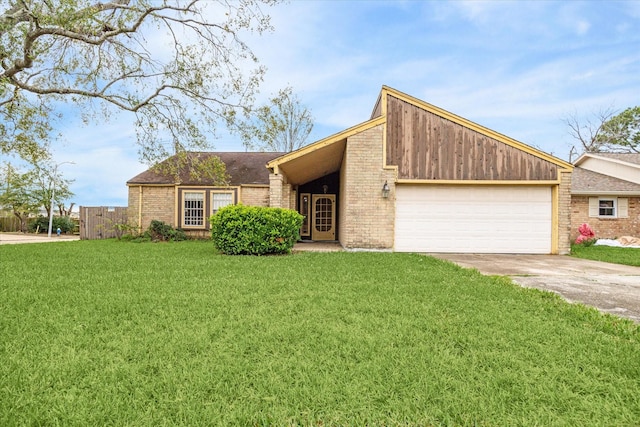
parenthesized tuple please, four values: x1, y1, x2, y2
(571, 243, 640, 266)
(1, 240, 639, 426)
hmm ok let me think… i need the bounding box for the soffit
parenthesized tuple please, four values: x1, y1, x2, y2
(277, 139, 346, 186)
(268, 116, 385, 186)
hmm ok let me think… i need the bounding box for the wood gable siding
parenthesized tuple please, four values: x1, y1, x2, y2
(385, 95, 558, 181)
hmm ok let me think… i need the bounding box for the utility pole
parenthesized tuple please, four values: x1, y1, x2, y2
(47, 161, 75, 238)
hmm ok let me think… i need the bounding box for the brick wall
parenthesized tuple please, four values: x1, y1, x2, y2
(269, 174, 294, 209)
(240, 186, 269, 207)
(558, 170, 572, 254)
(127, 185, 175, 231)
(339, 124, 395, 249)
(571, 195, 640, 240)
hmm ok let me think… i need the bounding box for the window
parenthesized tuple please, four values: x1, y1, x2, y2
(300, 193, 310, 236)
(598, 199, 615, 217)
(589, 197, 628, 219)
(211, 191, 234, 214)
(183, 191, 205, 227)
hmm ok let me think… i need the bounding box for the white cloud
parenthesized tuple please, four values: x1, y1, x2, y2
(575, 19, 591, 35)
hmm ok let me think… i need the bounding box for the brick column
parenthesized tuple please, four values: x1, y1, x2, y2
(269, 174, 284, 208)
(558, 170, 572, 255)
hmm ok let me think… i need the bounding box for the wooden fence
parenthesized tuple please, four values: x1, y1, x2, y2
(79, 206, 128, 240)
(0, 215, 21, 232)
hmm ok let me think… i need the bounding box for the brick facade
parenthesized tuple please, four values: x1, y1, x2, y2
(127, 185, 175, 231)
(571, 195, 640, 241)
(558, 170, 572, 254)
(129, 185, 272, 237)
(240, 186, 270, 207)
(339, 124, 395, 249)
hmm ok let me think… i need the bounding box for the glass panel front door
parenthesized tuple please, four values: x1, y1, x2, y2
(311, 194, 335, 241)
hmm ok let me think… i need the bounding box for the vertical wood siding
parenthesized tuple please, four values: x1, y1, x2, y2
(386, 96, 558, 181)
(79, 206, 128, 240)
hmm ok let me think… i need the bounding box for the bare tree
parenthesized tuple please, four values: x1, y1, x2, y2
(564, 107, 617, 154)
(236, 86, 314, 152)
(0, 0, 279, 168)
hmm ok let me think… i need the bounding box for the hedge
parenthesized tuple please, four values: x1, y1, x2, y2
(210, 205, 303, 255)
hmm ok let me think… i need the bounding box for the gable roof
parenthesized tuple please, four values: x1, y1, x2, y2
(268, 86, 572, 186)
(575, 152, 640, 167)
(571, 167, 640, 195)
(379, 86, 573, 171)
(266, 116, 385, 185)
(572, 152, 640, 195)
(127, 152, 284, 186)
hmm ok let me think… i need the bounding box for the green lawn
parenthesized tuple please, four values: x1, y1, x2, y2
(1, 240, 639, 426)
(571, 244, 640, 267)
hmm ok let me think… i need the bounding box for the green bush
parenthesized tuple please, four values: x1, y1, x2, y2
(29, 216, 76, 234)
(146, 220, 187, 242)
(210, 205, 303, 255)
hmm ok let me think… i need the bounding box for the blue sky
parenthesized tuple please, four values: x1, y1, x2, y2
(33, 1, 640, 207)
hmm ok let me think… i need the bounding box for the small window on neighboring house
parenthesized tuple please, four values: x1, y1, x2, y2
(183, 191, 205, 227)
(589, 197, 629, 219)
(211, 191, 234, 215)
(598, 199, 615, 217)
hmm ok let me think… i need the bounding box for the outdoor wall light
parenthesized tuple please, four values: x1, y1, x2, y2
(382, 180, 390, 198)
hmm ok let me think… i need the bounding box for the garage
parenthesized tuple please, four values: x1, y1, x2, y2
(395, 185, 552, 253)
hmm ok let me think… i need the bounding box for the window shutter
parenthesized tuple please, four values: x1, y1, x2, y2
(618, 198, 629, 218)
(588, 197, 599, 217)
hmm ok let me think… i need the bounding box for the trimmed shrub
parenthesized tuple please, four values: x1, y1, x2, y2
(210, 205, 303, 255)
(146, 220, 187, 242)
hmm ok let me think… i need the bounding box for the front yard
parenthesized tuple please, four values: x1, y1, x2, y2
(1, 240, 639, 425)
(571, 243, 640, 267)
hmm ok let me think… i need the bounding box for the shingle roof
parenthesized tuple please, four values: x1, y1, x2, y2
(127, 152, 285, 186)
(586, 152, 640, 165)
(571, 167, 640, 194)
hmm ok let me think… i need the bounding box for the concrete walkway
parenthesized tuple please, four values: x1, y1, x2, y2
(0, 232, 80, 245)
(431, 253, 640, 323)
(293, 241, 343, 252)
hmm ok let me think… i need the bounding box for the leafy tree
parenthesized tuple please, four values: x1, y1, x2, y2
(0, 160, 74, 231)
(236, 86, 314, 152)
(0, 163, 39, 232)
(0, 0, 279, 171)
(31, 162, 75, 219)
(597, 106, 640, 153)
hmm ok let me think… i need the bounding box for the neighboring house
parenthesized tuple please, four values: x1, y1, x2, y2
(128, 86, 573, 254)
(571, 153, 640, 241)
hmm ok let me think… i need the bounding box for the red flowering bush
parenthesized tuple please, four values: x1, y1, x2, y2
(575, 223, 596, 245)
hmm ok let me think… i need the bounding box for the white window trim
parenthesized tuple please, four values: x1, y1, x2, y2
(210, 190, 236, 215)
(589, 197, 618, 218)
(182, 190, 206, 229)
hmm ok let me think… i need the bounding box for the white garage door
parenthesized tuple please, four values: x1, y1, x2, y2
(395, 185, 552, 253)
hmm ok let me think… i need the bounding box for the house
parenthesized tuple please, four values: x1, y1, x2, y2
(127, 152, 284, 238)
(571, 153, 640, 241)
(128, 86, 573, 254)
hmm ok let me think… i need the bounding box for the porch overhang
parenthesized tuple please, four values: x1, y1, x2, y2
(267, 116, 386, 186)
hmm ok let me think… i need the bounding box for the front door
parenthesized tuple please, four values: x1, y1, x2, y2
(311, 194, 336, 241)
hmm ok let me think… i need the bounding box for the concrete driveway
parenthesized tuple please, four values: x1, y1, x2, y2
(430, 254, 640, 323)
(0, 232, 79, 245)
